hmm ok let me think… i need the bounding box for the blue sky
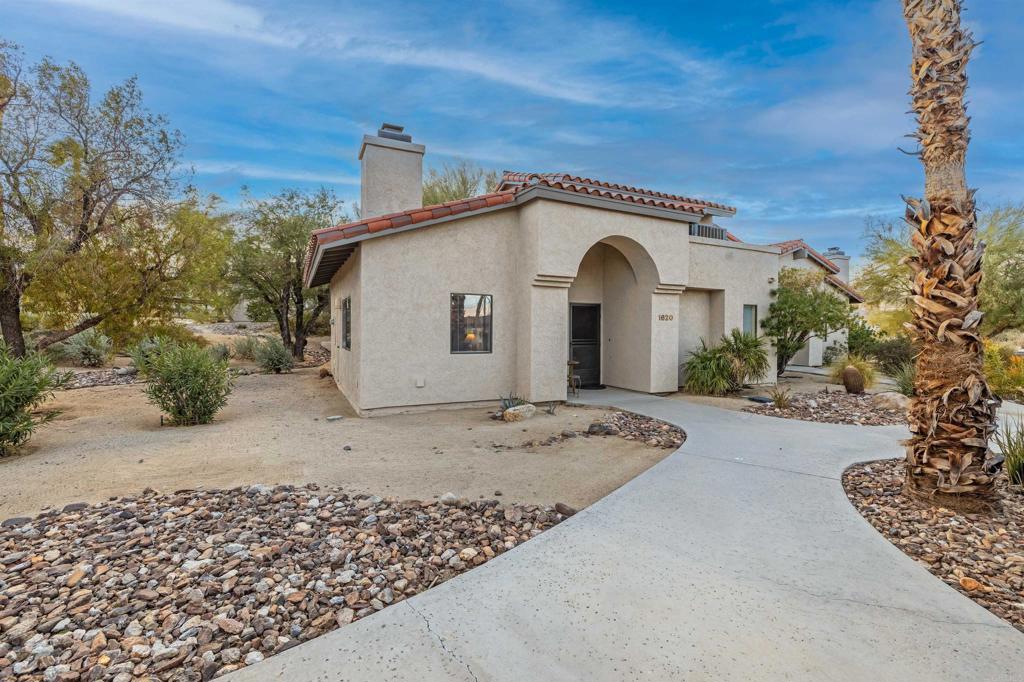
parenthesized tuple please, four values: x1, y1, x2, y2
(3, 0, 1022, 261)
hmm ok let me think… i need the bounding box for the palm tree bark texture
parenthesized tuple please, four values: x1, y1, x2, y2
(902, 0, 1000, 510)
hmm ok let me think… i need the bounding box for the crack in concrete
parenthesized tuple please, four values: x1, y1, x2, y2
(757, 575, 1010, 630)
(681, 449, 843, 481)
(406, 601, 481, 682)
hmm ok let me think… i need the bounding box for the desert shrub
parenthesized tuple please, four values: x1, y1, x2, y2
(129, 336, 175, 376)
(767, 386, 792, 409)
(822, 341, 847, 367)
(207, 343, 232, 362)
(718, 330, 770, 388)
(118, 323, 208, 349)
(683, 341, 733, 396)
(994, 417, 1024, 486)
(255, 338, 294, 373)
(0, 344, 71, 454)
(872, 335, 916, 375)
(984, 340, 1024, 400)
(143, 343, 232, 425)
(847, 317, 879, 357)
(499, 392, 528, 410)
(51, 329, 113, 367)
(892, 362, 917, 397)
(828, 353, 877, 389)
(232, 336, 260, 361)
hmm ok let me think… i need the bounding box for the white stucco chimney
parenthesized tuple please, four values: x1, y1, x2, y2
(824, 246, 851, 283)
(358, 123, 425, 219)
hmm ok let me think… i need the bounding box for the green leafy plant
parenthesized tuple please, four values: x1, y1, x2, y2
(983, 339, 1024, 401)
(892, 362, 916, 397)
(255, 338, 294, 373)
(499, 392, 528, 410)
(718, 329, 770, 388)
(142, 343, 233, 425)
(822, 341, 847, 367)
(872, 335, 916, 375)
(0, 344, 71, 454)
(761, 268, 853, 375)
(847, 317, 880, 357)
(51, 329, 113, 367)
(683, 340, 733, 396)
(129, 336, 175, 376)
(828, 353, 878, 389)
(767, 386, 792, 409)
(232, 336, 260, 361)
(207, 343, 232, 362)
(994, 417, 1024, 486)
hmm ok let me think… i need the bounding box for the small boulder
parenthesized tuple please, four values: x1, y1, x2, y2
(502, 404, 536, 422)
(318, 363, 332, 379)
(842, 366, 865, 394)
(871, 391, 910, 411)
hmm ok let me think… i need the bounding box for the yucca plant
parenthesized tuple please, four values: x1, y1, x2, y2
(683, 341, 732, 396)
(718, 329, 770, 389)
(892, 362, 917, 398)
(993, 418, 1024, 486)
(767, 386, 792, 409)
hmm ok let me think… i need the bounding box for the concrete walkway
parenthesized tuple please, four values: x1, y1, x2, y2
(230, 389, 1024, 681)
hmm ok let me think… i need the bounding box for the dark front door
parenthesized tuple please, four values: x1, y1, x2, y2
(570, 304, 601, 388)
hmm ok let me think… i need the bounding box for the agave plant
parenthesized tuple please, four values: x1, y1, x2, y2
(901, 0, 999, 510)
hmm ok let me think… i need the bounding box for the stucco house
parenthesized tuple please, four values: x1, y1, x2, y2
(303, 124, 854, 415)
(771, 239, 864, 367)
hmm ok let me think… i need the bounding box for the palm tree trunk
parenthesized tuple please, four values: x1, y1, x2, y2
(902, 0, 999, 511)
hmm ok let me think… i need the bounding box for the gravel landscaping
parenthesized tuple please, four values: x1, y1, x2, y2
(743, 389, 907, 426)
(845, 459, 1024, 632)
(0, 484, 566, 680)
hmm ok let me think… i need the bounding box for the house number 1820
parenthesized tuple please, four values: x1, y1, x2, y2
(658, 314, 674, 321)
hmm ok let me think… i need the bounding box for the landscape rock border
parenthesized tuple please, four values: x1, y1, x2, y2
(844, 458, 1023, 633)
(743, 389, 907, 426)
(0, 484, 567, 680)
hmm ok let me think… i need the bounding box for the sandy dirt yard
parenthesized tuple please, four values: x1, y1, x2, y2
(0, 369, 667, 519)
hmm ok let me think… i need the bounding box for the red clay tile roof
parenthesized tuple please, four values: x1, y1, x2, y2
(826, 274, 864, 303)
(499, 172, 736, 215)
(771, 238, 841, 274)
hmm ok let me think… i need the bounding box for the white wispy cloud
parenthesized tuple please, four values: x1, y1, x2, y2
(190, 160, 359, 185)
(40, 0, 294, 46)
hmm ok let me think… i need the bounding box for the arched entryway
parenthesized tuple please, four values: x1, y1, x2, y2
(568, 237, 665, 392)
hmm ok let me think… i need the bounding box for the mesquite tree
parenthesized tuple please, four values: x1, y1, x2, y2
(901, 0, 1000, 510)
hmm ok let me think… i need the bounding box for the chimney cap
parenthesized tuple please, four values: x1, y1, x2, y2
(824, 246, 847, 257)
(378, 122, 412, 143)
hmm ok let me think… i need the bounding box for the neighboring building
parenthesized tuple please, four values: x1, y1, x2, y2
(772, 239, 864, 367)
(305, 123, 856, 415)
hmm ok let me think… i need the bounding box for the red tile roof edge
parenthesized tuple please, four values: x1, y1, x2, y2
(771, 238, 841, 274)
(500, 172, 736, 214)
(826, 274, 864, 303)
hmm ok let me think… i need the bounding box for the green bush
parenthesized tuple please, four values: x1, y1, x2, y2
(142, 343, 233, 425)
(207, 343, 232, 362)
(892, 362, 916, 397)
(52, 329, 113, 367)
(827, 353, 878, 389)
(718, 329, 770, 388)
(499, 392, 528, 410)
(984, 340, 1024, 401)
(822, 341, 847, 367)
(232, 336, 260, 361)
(255, 338, 294, 373)
(847, 317, 880, 357)
(0, 344, 70, 454)
(129, 336, 175, 375)
(994, 417, 1024, 486)
(872, 335, 916, 375)
(683, 341, 733, 396)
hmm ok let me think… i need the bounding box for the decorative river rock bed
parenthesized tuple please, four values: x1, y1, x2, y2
(743, 389, 907, 426)
(0, 485, 567, 680)
(844, 459, 1024, 632)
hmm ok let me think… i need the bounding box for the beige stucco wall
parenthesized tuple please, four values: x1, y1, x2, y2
(359, 137, 424, 218)
(328, 249, 363, 406)
(688, 238, 779, 381)
(326, 198, 783, 412)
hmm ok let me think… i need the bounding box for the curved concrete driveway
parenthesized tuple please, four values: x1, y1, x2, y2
(231, 389, 1024, 681)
